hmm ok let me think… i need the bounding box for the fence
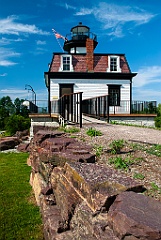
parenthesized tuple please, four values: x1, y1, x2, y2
(28, 100, 48, 113)
(82, 96, 157, 117)
(82, 95, 109, 121)
(28, 97, 157, 124)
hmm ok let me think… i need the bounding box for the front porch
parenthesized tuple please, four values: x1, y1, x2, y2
(28, 93, 157, 129)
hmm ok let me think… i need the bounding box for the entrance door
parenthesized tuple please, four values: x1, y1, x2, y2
(59, 84, 74, 97)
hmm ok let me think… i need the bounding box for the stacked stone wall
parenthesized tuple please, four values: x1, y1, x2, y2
(28, 130, 161, 240)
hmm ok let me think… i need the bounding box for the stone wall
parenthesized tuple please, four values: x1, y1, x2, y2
(28, 130, 161, 240)
(109, 115, 156, 127)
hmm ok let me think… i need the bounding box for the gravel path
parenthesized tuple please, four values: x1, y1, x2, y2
(82, 116, 161, 145)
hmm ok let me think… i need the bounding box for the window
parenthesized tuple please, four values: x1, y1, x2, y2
(63, 56, 70, 70)
(110, 57, 117, 71)
(59, 55, 73, 72)
(107, 56, 121, 72)
(108, 85, 120, 106)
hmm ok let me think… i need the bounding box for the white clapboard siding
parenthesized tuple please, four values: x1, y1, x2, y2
(50, 79, 131, 101)
(120, 84, 130, 101)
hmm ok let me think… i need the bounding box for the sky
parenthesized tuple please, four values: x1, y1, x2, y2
(0, 0, 161, 105)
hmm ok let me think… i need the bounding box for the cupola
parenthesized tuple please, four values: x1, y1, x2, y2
(63, 22, 98, 54)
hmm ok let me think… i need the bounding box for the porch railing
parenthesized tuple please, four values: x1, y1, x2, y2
(28, 100, 48, 113)
(28, 98, 157, 120)
(82, 95, 110, 121)
(82, 96, 157, 117)
(132, 101, 157, 114)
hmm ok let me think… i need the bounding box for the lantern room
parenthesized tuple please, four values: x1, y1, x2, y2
(63, 22, 98, 54)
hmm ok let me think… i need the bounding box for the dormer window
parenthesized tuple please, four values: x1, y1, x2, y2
(59, 55, 73, 72)
(63, 56, 70, 70)
(107, 56, 121, 72)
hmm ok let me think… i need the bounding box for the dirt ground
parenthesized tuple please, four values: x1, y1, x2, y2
(76, 121, 161, 201)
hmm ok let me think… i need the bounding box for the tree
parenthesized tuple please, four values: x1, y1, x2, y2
(5, 114, 31, 135)
(0, 96, 30, 131)
(14, 98, 29, 117)
(155, 103, 161, 128)
(0, 96, 15, 129)
(0, 96, 15, 114)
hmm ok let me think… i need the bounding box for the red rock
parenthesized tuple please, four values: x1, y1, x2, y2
(50, 167, 82, 222)
(108, 191, 161, 239)
(64, 162, 145, 212)
(17, 143, 30, 152)
(0, 137, 20, 151)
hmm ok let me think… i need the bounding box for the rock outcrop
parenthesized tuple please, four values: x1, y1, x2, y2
(0, 137, 20, 151)
(28, 130, 161, 240)
(0, 129, 29, 152)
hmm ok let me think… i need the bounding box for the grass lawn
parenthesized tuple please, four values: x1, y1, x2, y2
(0, 152, 44, 240)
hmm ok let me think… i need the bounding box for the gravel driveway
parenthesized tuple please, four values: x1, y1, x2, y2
(82, 116, 161, 145)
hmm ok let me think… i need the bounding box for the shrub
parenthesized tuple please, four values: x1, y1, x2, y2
(155, 116, 161, 128)
(93, 145, 103, 158)
(5, 114, 30, 135)
(109, 156, 128, 170)
(109, 139, 124, 154)
(86, 127, 102, 137)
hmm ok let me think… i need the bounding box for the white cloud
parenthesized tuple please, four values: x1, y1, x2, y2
(0, 48, 20, 66)
(0, 37, 23, 45)
(0, 15, 50, 36)
(36, 40, 46, 45)
(133, 66, 161, 87)
(0, 73, 7, 77)
(0, 88, 28, 101)
(65, 3, 76, 10)
(74, 2, 155, 37)
(133, 88, 161, 103)
(0, 60, 17, 66)
(75, 8, 93, 15)
(0, 88, 48, 101)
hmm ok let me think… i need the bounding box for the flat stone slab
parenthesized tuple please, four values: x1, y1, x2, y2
(33, 130, 64, 145)
(36, 147, 95, 167)
(108, 191, 161, 239)
(0, 137, 20, 151)
(64, 162, 145, 211)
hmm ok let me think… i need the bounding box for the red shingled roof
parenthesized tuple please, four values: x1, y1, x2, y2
(49, 53, 131, 73)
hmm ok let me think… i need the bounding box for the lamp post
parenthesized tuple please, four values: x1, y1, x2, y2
(25, 84, 36, 105)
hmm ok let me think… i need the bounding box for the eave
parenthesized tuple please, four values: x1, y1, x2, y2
(44, 71, 137, 82)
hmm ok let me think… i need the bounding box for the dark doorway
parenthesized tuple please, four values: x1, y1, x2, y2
(59, 84, 74, 98)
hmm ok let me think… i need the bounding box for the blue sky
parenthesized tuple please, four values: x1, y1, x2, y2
(0, 0, 161, 104)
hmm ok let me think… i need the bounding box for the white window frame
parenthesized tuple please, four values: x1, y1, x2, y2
(59, 55, 73, 72)
(107, 55, 121, 73)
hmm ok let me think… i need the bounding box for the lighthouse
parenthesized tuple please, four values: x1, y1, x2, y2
(63, 22, 98, 54)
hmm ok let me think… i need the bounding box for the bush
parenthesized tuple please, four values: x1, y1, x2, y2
(155, 116, 161, 128)
(5, 114, 30, 135)
(109, 139, 125, 154)
(86, 127, 102, 137)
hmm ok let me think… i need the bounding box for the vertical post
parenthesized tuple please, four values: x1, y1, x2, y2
(103, 96, 106, 118)
(79, 92, 82, 128)
(107, 95, 109, 123)
(98, 97, 100, 117)
(130, 79, 132, 114)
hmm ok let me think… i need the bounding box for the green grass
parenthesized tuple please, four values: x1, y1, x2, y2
(133, 172, 145, 180)
(109, 155, 143, 171)
(0, 152, 43, 240)
(130, 142, 161, 158)
(59, 126, 80, 134)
